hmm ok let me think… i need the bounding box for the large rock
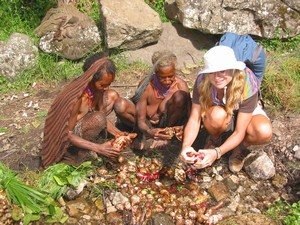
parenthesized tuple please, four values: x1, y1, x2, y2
(165, 0, 300, 38)
(34, 4, 101, 60)
(244, 151, 276, 180)
(0, 33, 38, 80)
(99, 0, 162, 50)
(122, 22, 216, 69)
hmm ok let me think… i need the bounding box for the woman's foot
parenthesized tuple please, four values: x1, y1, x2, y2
(228, 145, 248, 173)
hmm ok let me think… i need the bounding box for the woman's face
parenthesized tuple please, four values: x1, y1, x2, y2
(208, 69, 234, 89)
(94, 72, 114, 91)
(156, 65, 176, 88)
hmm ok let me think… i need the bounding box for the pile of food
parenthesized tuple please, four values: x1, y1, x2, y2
(91, 156, 224, 224)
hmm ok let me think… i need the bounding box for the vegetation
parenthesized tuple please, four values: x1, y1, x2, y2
(267, 200, 300, 225)
(0, 161, 120, 224)
(0, 0, 299, 112)
(0, 162, 68, 225)
(145, 0, 174, 23)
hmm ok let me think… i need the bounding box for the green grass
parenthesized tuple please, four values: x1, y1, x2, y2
(145, 0, 174, 23)
(262, 49, 300, 112)
(267, 200, 300, 225)
(0, 0, 299, 114)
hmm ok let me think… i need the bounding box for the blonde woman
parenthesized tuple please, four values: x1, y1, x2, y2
(180, 46, 272, 173)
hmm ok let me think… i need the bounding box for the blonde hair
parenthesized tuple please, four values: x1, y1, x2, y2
(199, 70, 245, 116)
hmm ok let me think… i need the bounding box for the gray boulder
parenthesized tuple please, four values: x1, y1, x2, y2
(0, 33, 38, 80)
(244, 151, 276, 180)
(34, 4, 101, 60)
(165, 0, 300, 38)
(99, 0, 162, 50)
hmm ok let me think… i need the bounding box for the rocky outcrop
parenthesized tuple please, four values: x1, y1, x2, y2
(0, 33, 38, 80)
(165, 0, 300, 38)
(34, 4, 101, 60)
(99, 0, 162, 50)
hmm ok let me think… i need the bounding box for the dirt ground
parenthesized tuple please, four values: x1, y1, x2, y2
(0, 67, 299, 202)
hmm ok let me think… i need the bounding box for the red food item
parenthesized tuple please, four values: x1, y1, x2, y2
(136, 172, 160, 182)
(194, 152, 205, 163)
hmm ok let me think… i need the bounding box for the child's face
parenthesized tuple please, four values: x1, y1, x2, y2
(94, 72, 114, 91)
(156, 65, 176, 88)
(208, 69, 233, 89)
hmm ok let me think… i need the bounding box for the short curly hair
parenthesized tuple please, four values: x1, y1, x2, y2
(151, 50, 177, 72)
(82, 52, 116, 82)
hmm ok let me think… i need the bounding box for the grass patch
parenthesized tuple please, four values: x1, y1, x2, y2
(0, 127, 8, 134)
(0, 0, 57, 41)
(262, 50, 300, 112)
(267, 200, 300, 225)
(36, 111, 48, 119)
(145, 0, 174, 22)
(0, 53, 83, 93)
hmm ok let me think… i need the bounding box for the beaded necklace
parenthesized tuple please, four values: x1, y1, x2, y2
(153, 74, 170, 98)
(85, 86, 94, 110)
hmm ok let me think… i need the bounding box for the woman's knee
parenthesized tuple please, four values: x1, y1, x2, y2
(114, 98, 128, 114)
(248, 116, 273, 143)
(105, 89, 119, 102)
(256, 121, 273, 142)
(207, 106, 228, 123)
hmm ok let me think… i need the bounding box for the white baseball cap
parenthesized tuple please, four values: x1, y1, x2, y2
(199, 46, 245, 74)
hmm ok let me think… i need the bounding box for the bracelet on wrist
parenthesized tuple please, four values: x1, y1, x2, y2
(214, 147, 222, 159)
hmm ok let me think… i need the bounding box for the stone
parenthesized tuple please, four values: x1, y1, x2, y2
(99, 0, 162, 50)
(223, 175, 239, 192)
(294, 149, 300, 159)
(244, 152, 276, 180)
(146, 213, 174, 225)
(208, 181, 230, 202)
(0, 33, 38, 80)
(122, 22, 216, 69)
(35, 4, 101, 60)
(165, 0, 300, 38)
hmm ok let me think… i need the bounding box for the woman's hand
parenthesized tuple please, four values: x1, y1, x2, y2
(148, 128, 172, 140)
(192, 149, 218, 169)
(173, 125, 183, 141)
(95, 141, 123, 158)
(180, 146, 198, 164)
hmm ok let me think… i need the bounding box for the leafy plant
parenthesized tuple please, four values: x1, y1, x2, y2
(37, 161, 95, 200)
(0, 162, 67, 225)
(88, 181, 118, 199)
(267, 200, 300, 225)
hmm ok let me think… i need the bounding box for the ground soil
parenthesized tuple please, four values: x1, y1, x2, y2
(0, 67, 299, 203)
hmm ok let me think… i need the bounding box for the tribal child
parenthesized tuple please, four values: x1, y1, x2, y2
(114, 50, 191, 149)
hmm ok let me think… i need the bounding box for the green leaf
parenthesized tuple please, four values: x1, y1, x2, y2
(23, 213, 40, 225)
(53, 175, 67, 186)
(11, 206, 22, 221)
